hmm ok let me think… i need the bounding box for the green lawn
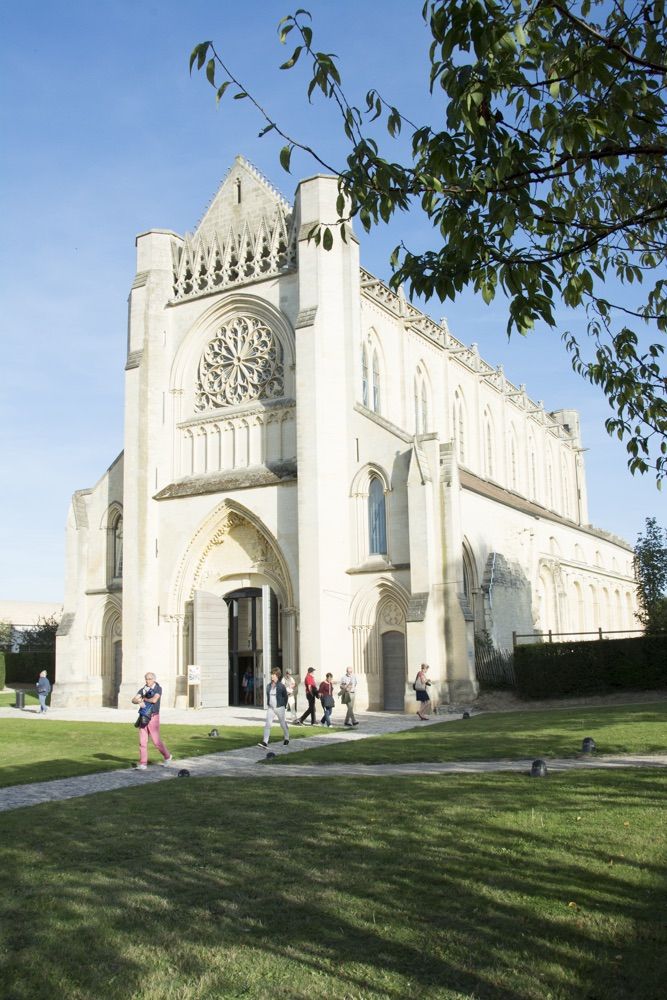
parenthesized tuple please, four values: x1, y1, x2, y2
(0, 719, 311, 788)
(0, 690, 38, 708)
(277, 702, 667, 766)
(0, 770, 665, 999)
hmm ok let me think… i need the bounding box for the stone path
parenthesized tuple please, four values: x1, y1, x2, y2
(1, 709, 665, 814)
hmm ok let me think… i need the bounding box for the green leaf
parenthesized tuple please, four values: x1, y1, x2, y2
(216, 81, 231, 104)
(279, 145, 293, 173)
(206, 58, 216, 87)
(189, 42, 212, 74)
(280, 46, 302, 70)
(322, 227, 333, 251)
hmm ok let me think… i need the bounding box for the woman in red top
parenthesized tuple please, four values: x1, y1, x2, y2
(295, 667, 318, 726)
(318, 672, 335, 727)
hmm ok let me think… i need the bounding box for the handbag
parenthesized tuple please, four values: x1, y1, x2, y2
(322, 694, 335, 709)
(340, 690, 351, 705)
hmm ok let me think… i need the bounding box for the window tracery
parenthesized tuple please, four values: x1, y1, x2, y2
(195, 316, 284, 410)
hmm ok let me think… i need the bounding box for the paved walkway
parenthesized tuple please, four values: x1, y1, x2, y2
(1, 706, 665, 814)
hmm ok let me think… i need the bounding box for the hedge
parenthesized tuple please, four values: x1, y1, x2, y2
(3, 650, 55, 685)
(0, 652, 5, 690)
(514, 634, 667, 699)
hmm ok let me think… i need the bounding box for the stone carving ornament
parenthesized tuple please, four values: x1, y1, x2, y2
(195, 316, 284, 410)
(382, 601, 402, 626)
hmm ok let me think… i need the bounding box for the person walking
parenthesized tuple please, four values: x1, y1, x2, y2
(339, 666, 358, 728)
(295, 667, 318, 726)
(241, 666, 255, 705)
(414, 663, 432, 720)
(283, 669, 297, 721)
(258, 668, 290, 749)
(131, 672, 173, 769)
(318, 673, 336, 727)
(35, 670, 51, 714)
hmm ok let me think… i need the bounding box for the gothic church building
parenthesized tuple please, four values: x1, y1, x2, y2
(55, 158, 638, 711)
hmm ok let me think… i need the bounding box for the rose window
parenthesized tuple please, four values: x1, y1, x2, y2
(195, 316, 284, 409)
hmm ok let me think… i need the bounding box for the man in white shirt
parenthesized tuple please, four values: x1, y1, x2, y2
(340, 666, 359, 727)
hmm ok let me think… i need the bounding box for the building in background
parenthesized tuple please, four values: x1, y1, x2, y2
(55, 157, 638, 710)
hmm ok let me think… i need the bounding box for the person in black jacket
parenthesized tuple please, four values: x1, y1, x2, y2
(257, 669, 290, 749)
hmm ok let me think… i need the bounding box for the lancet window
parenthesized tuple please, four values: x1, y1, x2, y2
(368, 476, 387, 555)
(361, 346, 369, 408)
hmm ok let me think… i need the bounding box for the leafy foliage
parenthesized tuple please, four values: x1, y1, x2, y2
(514, 633, 667, 696)
(0, 620, 14, 654)
(634, 515, 667, 629)
(21, 614, 60, 650)
(192, 1, 667, 480)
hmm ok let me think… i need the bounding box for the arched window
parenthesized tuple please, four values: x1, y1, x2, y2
(509, 429, 518, 490)
(361, 346, 369, 408)
(106, 507, 123, 586)
(546, 455, 555, 509)
(368, 476, 387, 555)
(453, 390, 466, 463)
(561, 457, 570, 517)
(483, 410, 494, 478)
(414, 365, 430, 434)
(372, 351, 381, 413)
(528, 435, 537, 500)
(113, 516, 123, 578)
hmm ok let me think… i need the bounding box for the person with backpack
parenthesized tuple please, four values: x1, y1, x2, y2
(318, 672, 336, 727)
(131, 672, 173, 769)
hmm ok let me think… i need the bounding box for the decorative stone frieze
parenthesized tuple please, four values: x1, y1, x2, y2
(171, 209, 296, 302)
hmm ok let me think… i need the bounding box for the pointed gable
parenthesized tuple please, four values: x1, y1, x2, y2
(172, 156, 297, 302)
(193, 156, 292, 245)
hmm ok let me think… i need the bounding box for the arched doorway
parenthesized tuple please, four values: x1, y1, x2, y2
(382, 630, 406, 710)
(225, 587, 281, 707)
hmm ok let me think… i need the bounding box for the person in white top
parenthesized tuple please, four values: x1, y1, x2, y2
(339, 666, 359, 727)
(257, 669, 290, 749)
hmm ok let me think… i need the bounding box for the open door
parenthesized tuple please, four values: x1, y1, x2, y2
(194, 590, 229, 708)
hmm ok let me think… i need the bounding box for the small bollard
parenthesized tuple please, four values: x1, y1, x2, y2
(177, 769, 190, 778)
(208, 728, 219, 738)
(15, 690, 25, 710)
(581, 737, 596, 754)
(266, 751, 276, 759)
(530, 759, 548, 778)
(461, 711, 471, 720)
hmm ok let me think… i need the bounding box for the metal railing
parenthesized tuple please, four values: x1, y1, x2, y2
(512, 628, 646, 648)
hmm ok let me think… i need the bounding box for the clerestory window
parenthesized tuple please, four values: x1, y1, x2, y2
(368, 476, 387, 555)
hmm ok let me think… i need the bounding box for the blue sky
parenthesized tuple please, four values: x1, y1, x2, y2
(0, 0, 663, 602)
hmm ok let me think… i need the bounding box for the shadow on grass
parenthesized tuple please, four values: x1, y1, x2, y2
(279, 702, 667, 766)
(0, 770, 665, 999)
(0, 720, 312, 789)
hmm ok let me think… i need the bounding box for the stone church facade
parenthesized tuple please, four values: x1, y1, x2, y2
(55, 157, 638, 711)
